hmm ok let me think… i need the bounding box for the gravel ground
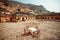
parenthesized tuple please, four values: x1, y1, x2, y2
(0, 20, 60, 40)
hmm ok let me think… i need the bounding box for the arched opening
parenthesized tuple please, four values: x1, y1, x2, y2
(55, 17, 58, 19)
(42, 17, 44, 19)
(22, 17, 25, 21)
(51, 17, 53, 19)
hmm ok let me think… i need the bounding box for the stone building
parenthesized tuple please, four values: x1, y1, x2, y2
(0, 12, 35, 23)
(0, 14, 12, 23)
(36, 13, 60, 20)
(12, 12, 35, 22)
(0, 12, 60, 23)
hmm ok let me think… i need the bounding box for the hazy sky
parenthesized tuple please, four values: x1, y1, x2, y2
(14, 0, 60, 12)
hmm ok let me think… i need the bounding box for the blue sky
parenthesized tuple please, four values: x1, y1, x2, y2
(14, 0, 60, 12)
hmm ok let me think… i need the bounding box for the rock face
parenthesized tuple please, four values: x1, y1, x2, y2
(0, 20, 60, 40)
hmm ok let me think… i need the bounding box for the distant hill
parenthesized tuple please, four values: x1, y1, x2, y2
(9, 1, 50, 14)
(0, 1, 50, 15)
(26, 4, 50, 14)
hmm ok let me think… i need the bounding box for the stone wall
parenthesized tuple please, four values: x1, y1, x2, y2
(36, 15, 60, 20)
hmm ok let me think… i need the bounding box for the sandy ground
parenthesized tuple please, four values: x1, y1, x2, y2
(0, 20, 60, 40)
